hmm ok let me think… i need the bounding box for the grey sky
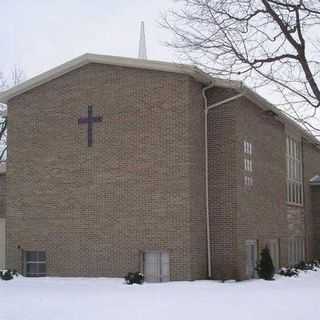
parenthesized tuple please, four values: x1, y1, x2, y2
(1, 0, 175, 78)
(1, 0, 319, 134)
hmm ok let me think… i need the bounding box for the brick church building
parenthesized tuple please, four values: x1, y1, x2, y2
(0, 53, 319, 281)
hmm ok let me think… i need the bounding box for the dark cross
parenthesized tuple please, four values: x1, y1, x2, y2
(78, 105, 103, 147)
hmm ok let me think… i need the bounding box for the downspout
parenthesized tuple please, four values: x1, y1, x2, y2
(202, 83, 246, 279)
(202, 82, 215, 279)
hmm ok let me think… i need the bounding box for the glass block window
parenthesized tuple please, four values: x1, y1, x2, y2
(244, 158, 253, 172)
(244, 176, 253, 186)
(244, 140, 253, 187)
(23, 251, 46, 277)
(288, 238, 305, 266)
(244, 141, 252, 155)
(286, 136, 303, 205)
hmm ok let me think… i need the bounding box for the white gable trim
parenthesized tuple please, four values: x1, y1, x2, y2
(0, 53, 211, 103)
(0, 53, 318, 147)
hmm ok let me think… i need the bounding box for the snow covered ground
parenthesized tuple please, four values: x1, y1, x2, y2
(0, 271, 319, 320)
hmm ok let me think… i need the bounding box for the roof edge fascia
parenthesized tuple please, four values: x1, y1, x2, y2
(0, 53, 211, 103)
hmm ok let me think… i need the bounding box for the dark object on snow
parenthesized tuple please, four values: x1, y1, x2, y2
(0, 269, 18, 281)
(294, 260, 320, 271)
(125, 272, 144, 285)
(294, 261, 315, 271)
(256, 246, 275, 280)
(279, 260, 320, 277)
(279, 267, 299, 277)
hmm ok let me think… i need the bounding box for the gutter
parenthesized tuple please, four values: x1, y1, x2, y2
(201, 84, 245, 279)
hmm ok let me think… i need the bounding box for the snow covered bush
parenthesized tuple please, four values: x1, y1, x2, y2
(124, 272, 144, 285)
(313, 260, 320, 269)
(279, 260, 320, 277)
(256, 246, 275, 280)
(294, 261, 316, 271)
(0, 269, 18, 281)
(279, 267, 299, 277)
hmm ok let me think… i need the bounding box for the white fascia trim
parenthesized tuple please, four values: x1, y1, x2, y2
(205, 79, 319, 148)
(241, 87, 320, 147)
(0, 53, 211, 103)
(0, 52, 318, 148)
(0, 54, 90, 103)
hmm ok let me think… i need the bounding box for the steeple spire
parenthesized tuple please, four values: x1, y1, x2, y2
(138, 21, 147, 59)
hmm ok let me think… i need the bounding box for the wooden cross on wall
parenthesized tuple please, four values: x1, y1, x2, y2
(78, 105, 103, 147)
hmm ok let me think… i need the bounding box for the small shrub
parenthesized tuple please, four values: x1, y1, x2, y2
(279, 267, 299, 277)
(256, 246, 275, 280)
(312, 260, 320, 269)
(294, 261, 315, 271)
(279, 260, 320, 278)
(0, 269, 18, 281)
(124, 272, 144, 285)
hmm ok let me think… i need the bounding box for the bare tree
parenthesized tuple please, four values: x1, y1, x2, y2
(0, 65, 25, 160)
(162, 0, 320, 135)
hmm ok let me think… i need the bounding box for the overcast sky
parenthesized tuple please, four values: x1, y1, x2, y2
(0, 0, 175, 78)
(1, 0, 319, 134)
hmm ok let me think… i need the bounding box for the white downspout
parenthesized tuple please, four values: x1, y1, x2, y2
(202, 84, 246, 279)
(202, 82, 215, 279)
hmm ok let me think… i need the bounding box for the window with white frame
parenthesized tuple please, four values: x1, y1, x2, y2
(288, 238, 305, 266)
(244, 140, 253, 187)
(286, 136, 303, 205)
(23, 251, 46, 277)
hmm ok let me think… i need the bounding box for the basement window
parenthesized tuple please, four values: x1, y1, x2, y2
(23, 251, 46, 277)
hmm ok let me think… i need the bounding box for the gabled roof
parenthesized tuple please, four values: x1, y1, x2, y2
(0, 53, 211, 104)
(0, 53, 319, 148)
(207, 79, 320, 147)
(310, 175, 320, 186)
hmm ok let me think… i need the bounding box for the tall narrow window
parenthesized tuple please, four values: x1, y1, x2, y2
(286, 136, 303, 205)
(244, 140, 253, 187)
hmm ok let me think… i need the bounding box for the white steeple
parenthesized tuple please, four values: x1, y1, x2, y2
(138, 21, 147, 59)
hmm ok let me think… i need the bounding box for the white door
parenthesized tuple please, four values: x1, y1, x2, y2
(246, 240, 257, 278)
(144, 251, 170, 282)
(0, 218, 5, 270)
